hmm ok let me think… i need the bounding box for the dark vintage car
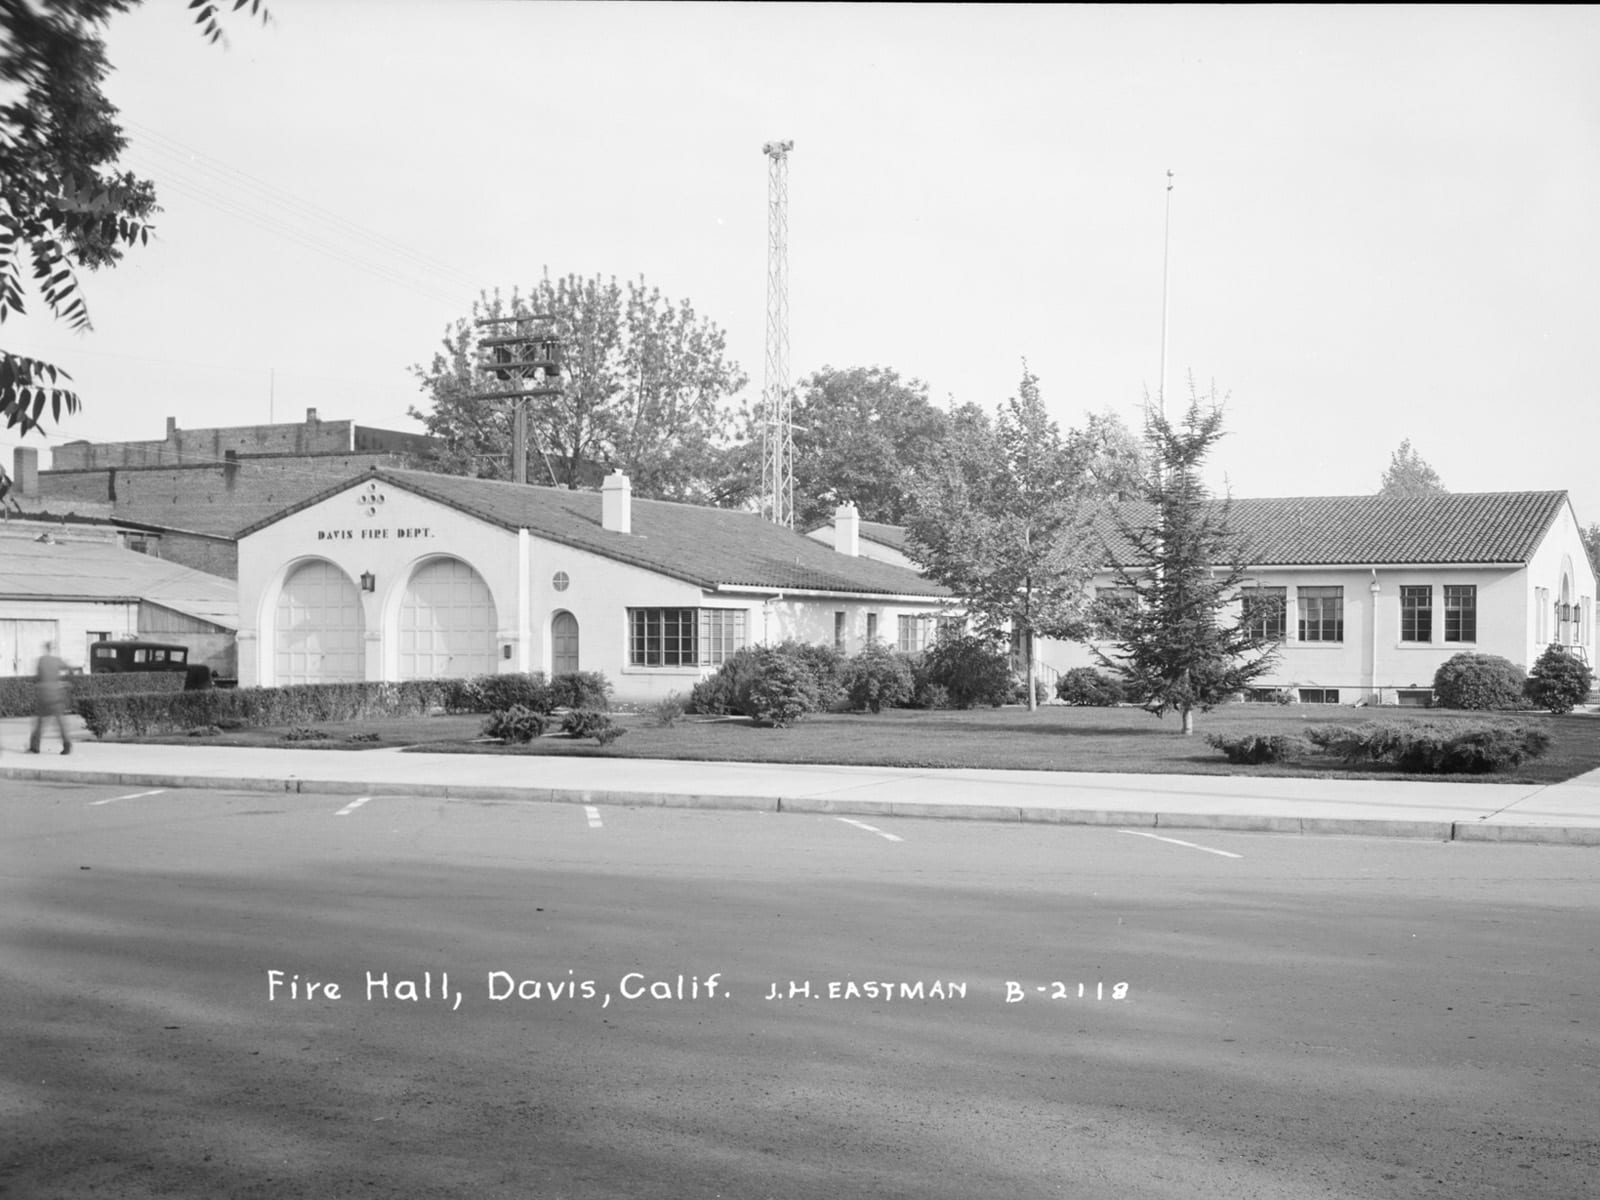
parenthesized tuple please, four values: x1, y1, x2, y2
(88, 640, 213, 689)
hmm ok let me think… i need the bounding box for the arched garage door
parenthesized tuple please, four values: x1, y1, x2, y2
(275, 561, 365, 684)
(399, 557, 497, 679)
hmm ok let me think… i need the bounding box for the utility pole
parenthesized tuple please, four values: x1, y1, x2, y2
(761, 139, 794, 527)
(1158, 168, 1174, 419)
(472, 314, 563, 485)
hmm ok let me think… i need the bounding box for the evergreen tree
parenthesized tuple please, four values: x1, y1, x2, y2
(1096, 389, 1277, 734)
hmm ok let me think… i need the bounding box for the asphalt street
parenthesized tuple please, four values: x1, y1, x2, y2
(4, 778, 1597, 1199)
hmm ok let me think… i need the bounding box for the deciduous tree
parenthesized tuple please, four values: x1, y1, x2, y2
(906, 368, 1098, 710)
(1096, 387, 1277, 734)
(1379, 438, 1446, 496)
(409, 274, 747, 501)
(0, 0, 267, 433)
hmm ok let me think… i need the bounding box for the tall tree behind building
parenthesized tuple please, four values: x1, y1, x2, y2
(1380, 438, 1446, 496)
(906, 368, 1100, 710)
(409, 274, 747, 501)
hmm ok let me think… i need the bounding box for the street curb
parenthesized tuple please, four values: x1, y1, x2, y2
(6, 764, 1597, 845)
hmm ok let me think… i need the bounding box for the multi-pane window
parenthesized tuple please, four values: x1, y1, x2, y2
(628, 607, 746, 667)
(1535, 587, 1549, 643)
(897, 614, 936, 654)
(834, 611, 846, 653)
(1443, 585, 1476, 643)
(698, 608, 746, 665)
(1241, 586, 1286, 641)
(1297, 586, 1344, 642)
(866, 613, 879, 642)
(1400, 585, 1432, 643)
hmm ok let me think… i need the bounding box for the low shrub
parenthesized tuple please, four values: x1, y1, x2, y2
(1011, 677, 1051, 706)
(841, 643, 914, 713)
(745, 652, 817, 727)
(1056, 667, 1127, 707)
(482, 705, 549, 743)
(560, 708, 624, 744)
(1305, 720, 1551, 773)
(688, 643, 837, 721)
(1205, 732, 1303, 765)
(651, 691, 688, 727)
(550, 671, 612, 711)
(280, 727, 325, 742)
(1432, 653, 1527, 711)
(922, 634, 1013, 709)
(1524, 645, 1594, 714)
(778, 641, 846, 711)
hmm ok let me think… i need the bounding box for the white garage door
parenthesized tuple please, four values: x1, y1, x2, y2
(399, 558, 497, 680)
(1, 619, 58, 677)
(274, 561, 365, 684)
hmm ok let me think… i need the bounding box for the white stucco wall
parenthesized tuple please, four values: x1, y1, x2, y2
(1038, 558, 1552, 704)
(236, 479, 951, 702)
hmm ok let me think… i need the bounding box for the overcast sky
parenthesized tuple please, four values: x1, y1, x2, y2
(7, 3, 1598, 524)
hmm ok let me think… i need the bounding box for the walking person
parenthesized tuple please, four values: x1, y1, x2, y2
(28, 640, 73, 755)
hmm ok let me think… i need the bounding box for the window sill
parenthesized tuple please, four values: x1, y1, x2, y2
(620, 665, 707, 677)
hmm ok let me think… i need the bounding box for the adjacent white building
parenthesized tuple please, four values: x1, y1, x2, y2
(1041, 490, 1597, 704)
(235, 469, 953, 702)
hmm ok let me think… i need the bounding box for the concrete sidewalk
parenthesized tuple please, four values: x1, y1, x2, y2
(3, 716, 1599, 845)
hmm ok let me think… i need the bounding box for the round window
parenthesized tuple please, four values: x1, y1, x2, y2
(552, 571, 570, 592)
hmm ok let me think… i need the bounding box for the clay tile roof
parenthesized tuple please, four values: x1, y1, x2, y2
(242, 470, 950, 598)
(1093, 491, 1570, 566)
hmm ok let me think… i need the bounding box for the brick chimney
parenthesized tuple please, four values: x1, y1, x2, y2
(833, 503, 860, 556)
(12, 447, 38, 497)
(602, 471, 632, 534)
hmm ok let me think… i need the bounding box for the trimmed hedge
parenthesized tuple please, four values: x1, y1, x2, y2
(0, 671, 185, 719)
(1304, 720, 1550, 774)
(73, 671, 614, 738)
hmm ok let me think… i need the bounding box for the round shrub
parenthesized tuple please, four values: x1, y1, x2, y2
(1056, 667, 1127, 707)
(841, 643, 914, 712)
(923, 634, 1014, 708)
(745, 651, 816, 727)
(1524, 644, 1594, 714)
(483, 705, 548, 743)
(777, 640, 846, 711)
(1432, 653, 1527, 711)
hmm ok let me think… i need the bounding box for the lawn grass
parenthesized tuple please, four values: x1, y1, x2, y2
(121, 703, 1600, 784)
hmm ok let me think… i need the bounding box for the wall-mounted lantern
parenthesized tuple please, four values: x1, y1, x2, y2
(360, 571, 376, 593)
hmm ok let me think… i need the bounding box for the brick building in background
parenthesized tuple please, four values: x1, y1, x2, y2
(29, 409, 441, 579)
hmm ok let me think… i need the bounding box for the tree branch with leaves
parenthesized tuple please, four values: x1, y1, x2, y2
(0, 0, 268, 433)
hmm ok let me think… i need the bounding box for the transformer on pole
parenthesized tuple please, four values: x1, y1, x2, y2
(761, 139, 794, 527)
(471, 314, 563, 486)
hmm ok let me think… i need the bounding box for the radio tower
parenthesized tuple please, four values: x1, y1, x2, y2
(761, 139, 794, 527)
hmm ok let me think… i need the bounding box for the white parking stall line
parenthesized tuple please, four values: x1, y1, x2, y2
(1117, 829, 1242, 859)
(836, 817, 903, 843)
(89, 789, 167, 807)
(585, 805, 603, 829)
(335, 797, 371, 817)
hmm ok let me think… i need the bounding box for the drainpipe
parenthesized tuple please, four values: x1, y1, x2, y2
(1367, 569, 1381, 705)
